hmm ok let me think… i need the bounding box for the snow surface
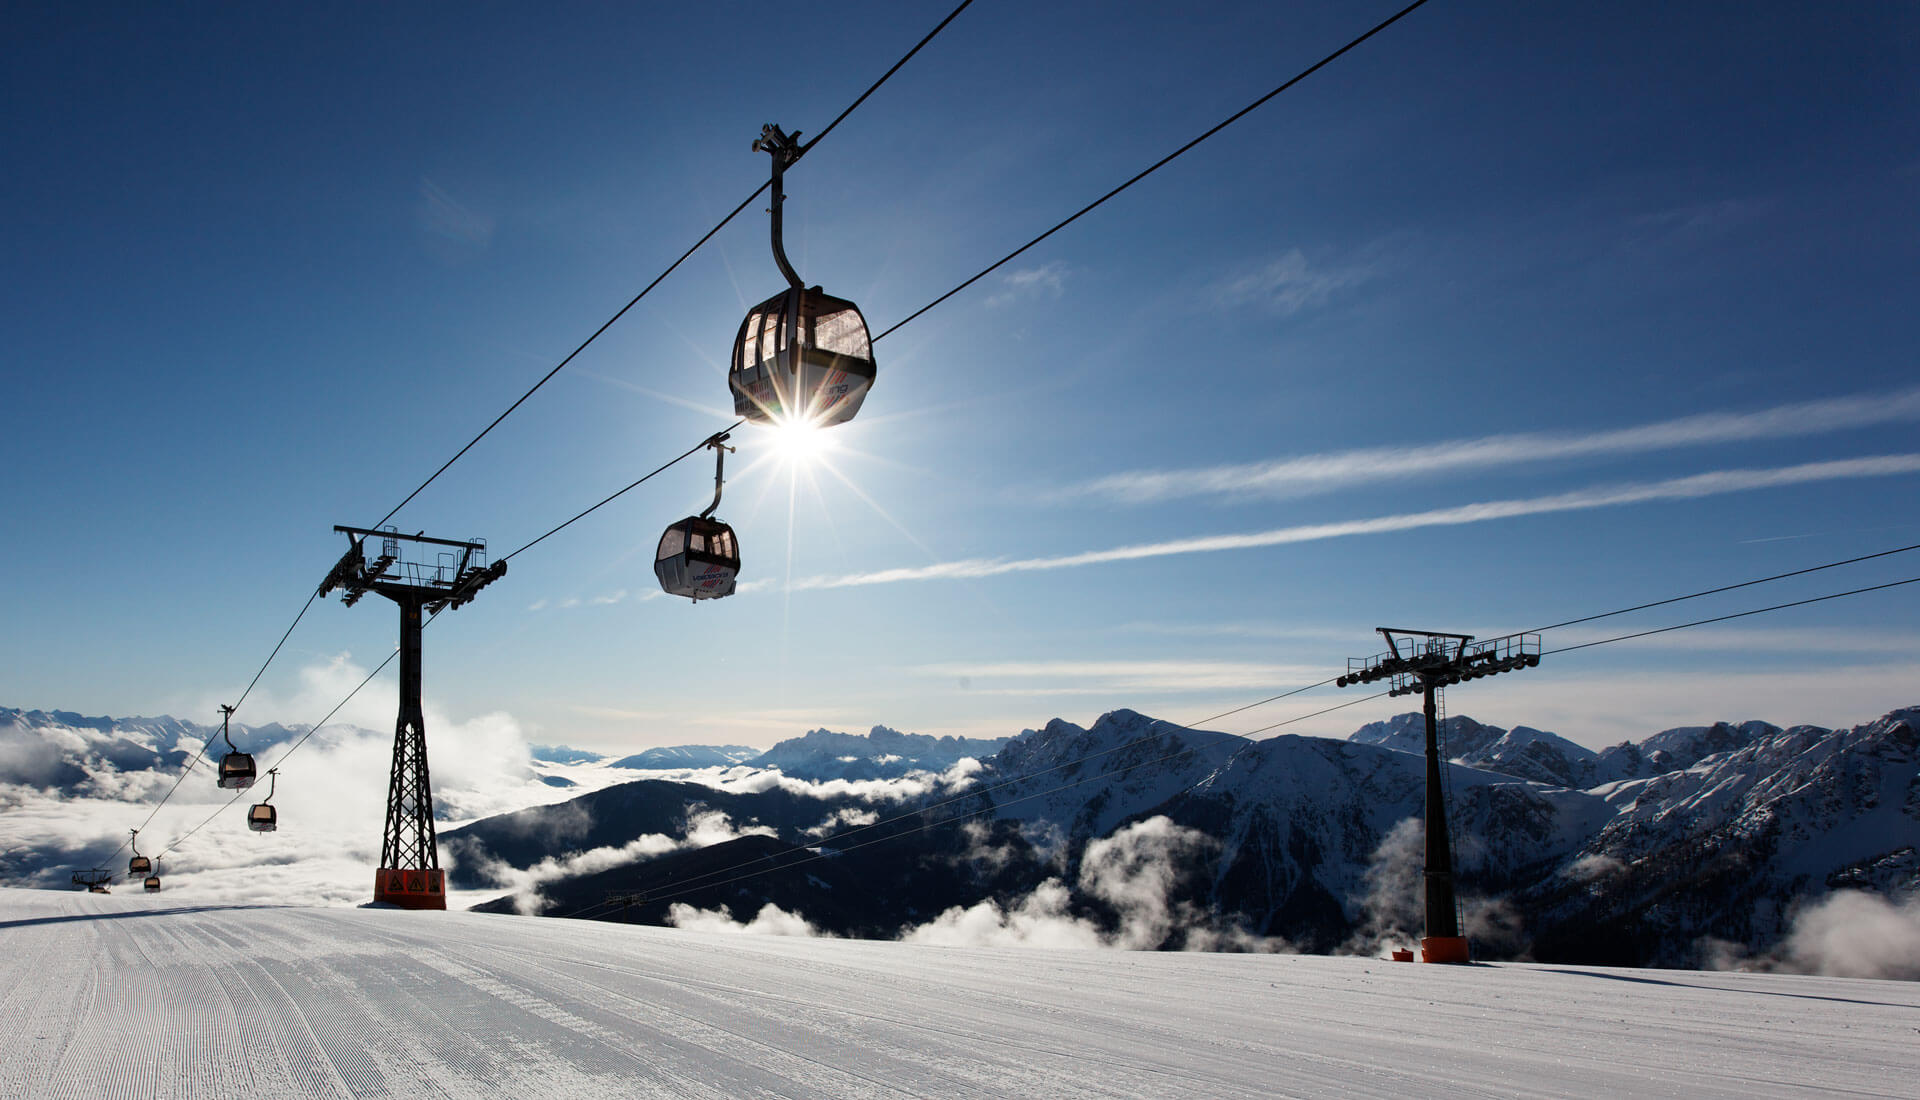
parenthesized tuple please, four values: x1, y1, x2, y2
(3, 889, 1915, 1099)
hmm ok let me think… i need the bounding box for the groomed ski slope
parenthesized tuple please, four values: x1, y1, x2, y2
(2, 890, 1913, 1099)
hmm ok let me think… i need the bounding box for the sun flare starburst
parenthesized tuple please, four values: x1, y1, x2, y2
(764, 415, 837, 468)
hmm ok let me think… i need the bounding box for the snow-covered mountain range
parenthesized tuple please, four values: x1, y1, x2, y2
(451, 705, 1920, 971)
(745, 725, 1009, 780)
(0, 707, 303, 795)
(606, 745, 759, 770)
(6, 701, 1916, 973)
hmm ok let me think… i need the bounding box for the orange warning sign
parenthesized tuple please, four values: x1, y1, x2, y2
(374, 867, 448, 910)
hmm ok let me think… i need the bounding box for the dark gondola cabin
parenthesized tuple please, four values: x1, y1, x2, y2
(218, 752, 256, 790)
(730, 287, 875, 428)
(248, 803, 278, 832)
(654, 518, 739, 601)
(129, 855, 151, 876)
(214, 703, 254, 789)
(143, 875, 161, 892)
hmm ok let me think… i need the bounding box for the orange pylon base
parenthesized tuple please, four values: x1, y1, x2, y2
(1420, 935, 1470, 963)
(374, 867, 446, 910)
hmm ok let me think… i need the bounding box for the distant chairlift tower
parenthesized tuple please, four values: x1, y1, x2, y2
(320, 525, 506, 909)
(1337, 628, 1540, 963)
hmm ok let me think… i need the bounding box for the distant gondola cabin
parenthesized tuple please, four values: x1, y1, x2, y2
(218, 752, 255, 790)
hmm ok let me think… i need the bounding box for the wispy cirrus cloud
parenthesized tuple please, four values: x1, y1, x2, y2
(793, 454, 1920, 591)
(1630, 196, 1775, 239)
(1053, 388, 1920, 506)
(985, 261, 1070, 307)
(1207, 248, 1377, 315)
(417, 178, 495, 258)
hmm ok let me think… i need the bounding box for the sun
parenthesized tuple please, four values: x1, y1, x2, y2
(764, 414, 837, 467)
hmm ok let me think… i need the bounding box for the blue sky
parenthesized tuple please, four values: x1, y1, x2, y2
(5, 0, 1917, 752)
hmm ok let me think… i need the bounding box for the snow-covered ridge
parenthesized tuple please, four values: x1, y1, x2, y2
(0, 707, 306, 794)
(748, 723, 1007, 780)
(607, 744, 759, 770)
(1349, 711, 1798, 789)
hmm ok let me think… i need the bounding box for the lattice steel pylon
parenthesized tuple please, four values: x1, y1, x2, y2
(1338, 627, 1540, 963)
(321, 525, 506, 909)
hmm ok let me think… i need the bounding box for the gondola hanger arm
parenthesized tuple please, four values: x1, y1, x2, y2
(755, 125, 806, 291)
(701, 432, 735, 519)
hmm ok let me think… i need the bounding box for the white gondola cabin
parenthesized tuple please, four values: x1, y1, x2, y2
(654, 518, 739, 601)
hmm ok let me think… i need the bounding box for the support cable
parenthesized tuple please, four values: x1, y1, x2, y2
(365, 197, 765, 535)
(871, 0, 1434, 342)
(1541, 575, 1920, 657)
(367, 0, 976, 534)
(1524, 542, 1920, 635)
(500, 422, 743, 562)
(797, 0, 976, 158)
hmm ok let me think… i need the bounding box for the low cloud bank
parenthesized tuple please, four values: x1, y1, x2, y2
(1705, 890, 1920, 981)
(478, 808, 775, 916)
(1, 658, 635, 908)
(656, 817, 1288, 952)
(674, 758, 984, 804)
(666, 902, 828, 937)
(905, 816, 1290, 952)
(1342, 816, 1524, 959)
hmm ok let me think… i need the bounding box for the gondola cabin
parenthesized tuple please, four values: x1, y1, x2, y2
(218, 751, 256, 790)
(129, 855, 151, 876)
(248, 802, 278, 833)
(654, 517, 739, 601)
(144, 875, 161, 893)
(730, 287, 875, 428)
